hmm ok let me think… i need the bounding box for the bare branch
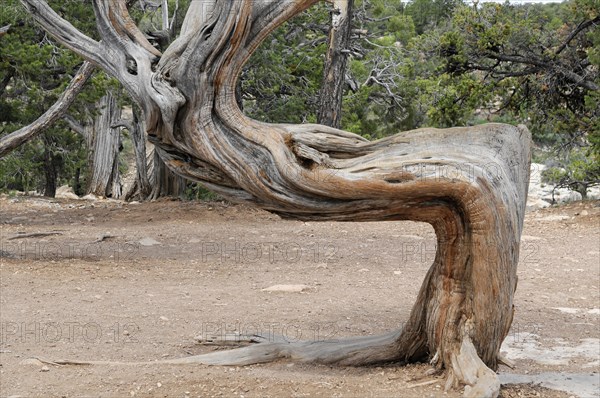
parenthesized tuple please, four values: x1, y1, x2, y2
(555, 16, 600, 56)
(94, 0, 161, 57)
(161, 0, 169, 32)
(483, 51, 599, 91)
(19, 0, 107, 67)
(169, 0, 179, 35)
(0, 24, 10, 37)
(247, 0, 320, 54)
(63, 114, 86, 135)
(0, 62, 94, 158)
(111, 119, 134, 131)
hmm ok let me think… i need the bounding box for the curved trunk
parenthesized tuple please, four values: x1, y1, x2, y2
(21, 1, 531, 395)
(144, 3, 531, 392)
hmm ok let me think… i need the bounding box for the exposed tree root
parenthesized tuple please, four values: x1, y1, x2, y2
(32, 326, 503, 397)
(446, 337, 501, 398)
(34, 330, 402, 366)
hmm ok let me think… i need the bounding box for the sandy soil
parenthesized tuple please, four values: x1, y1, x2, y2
(0, 196, 598, 398)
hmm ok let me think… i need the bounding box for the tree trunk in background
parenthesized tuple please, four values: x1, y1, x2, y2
(148, 145, 186, 200)
(73, 167, 82, 196)
(86, 91, 122, 198)
(42, 134, 58, 197)
(317, 0, 354, 128)
(116, 108, 182, 201)
(129, 108, 152, 199)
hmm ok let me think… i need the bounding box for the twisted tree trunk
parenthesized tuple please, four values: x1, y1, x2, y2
(21, 1, 531, 396)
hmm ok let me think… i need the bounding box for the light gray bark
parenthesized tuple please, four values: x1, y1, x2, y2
(0, 24, 10, 37)
(148, 145, 185, 200)
(113, 109, 152, 199)
(86, 91, 123, 198)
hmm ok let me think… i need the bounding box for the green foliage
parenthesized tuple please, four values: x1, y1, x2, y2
(184, 182, 224, 202)
(242, 4, 329, 123)
(2, 0, 598, 200)
(0, 0, 107, 194)
(388, 15, 416, 44)
(542, 150, 600, 198)
(419, 0, 599, 191)
(444, 0, 598, 138)
(406, 0, 460, 34)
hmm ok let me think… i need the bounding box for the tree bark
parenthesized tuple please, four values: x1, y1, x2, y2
(148, 144, 186, 200)
(317, 0, 354, 128)
(85, 91, 123, 198)
(21, 1, 532, 396)
(113, 108, 153, 200)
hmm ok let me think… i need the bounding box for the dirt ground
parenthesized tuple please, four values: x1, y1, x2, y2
(0, 195, 598, 398)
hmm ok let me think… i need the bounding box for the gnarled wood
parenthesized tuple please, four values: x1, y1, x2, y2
(21, 1, 531, 396)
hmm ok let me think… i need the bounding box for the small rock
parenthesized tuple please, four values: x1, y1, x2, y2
(20, 358, 44, 367)
(159, 316, 169, 321)
(521, 235, 542, 241)
(526, 198, 550, 212)
(262, 284, 309, 293)
(586, 187, 600, 200)
(40, 365, 50, 372)
(562, 191, 583, 203)
(139, 237, 161, 246)
(55, 185, 79, 200)
(539, 214, 570, 222)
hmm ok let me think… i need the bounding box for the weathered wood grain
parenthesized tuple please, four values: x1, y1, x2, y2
(20, 1, 531, 396)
